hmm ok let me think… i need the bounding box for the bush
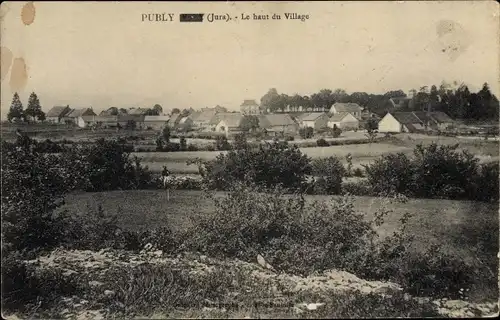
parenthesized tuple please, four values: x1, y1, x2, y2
(364, 153, 416, 197)
(179, 137, 187, 151)
(284, 136, 295, 141)
(202, 141, 311, 191)
(186, 143, 199, 151)
(1, 136, 83, 253)
(316, 138, 329, 147)
(299, 127, 314, 139)
(330, 125, 342, 138)
(342, 180, 374, 196)
(364, 143, 496, 201)
(411, 143, 479, 199)
(183, 183, 377, 276)
(215, 136, 232, 151)
(470, 162, 499, 202)
(62, 138, 153, 192)
(311, 157, 346, 195)
(352, 167, 364, 177)
(233, 133, 249, 150)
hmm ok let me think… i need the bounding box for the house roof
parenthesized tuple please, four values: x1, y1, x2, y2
(46, 106, 70, 118)
(332, 103, 363, 113)
(241, 99, 259, 107)
(81, 115, 96, 121)
(429, 111, 453, 123)
(66, 108, 95, 118)
(391, 112, 422, 124)
(217, 113, 244, 128)
(144, 115, 170, 122)
(168, 113, 182, 125)
(301, 113, 327, 121)
(259, 114, 296, 128)
(191, 110, 218, 123)
(294, 113, 311, 121)
(329, 112, 357, 122)
(179, 116, 192, 124)
(128, 108, 149, 115)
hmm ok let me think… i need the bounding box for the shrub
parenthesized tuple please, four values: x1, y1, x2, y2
(316, 138, 329, 147)
(342, 180, 374, 196)
(472, 163, 499, 202)
(202, 141, 311, 191)
(186, 144, 199, 151)
(1, 136, 84, 253)
(285, 136, 295, 141)
(352, 167, 364, 177)
(162, 126, 171, 143)
(364, 153, 416, 197)
(62, 138, 153, 191)
(411, 143, 479, 199)
(330, 125, 342, 138)
(311, 157, 346, 195)
(233, 133, 249, 150)
(299, 127, 314, 139)
(179, 137, 187, 151)
(183, 183, 380, 276)
(215, 135, 232, 151)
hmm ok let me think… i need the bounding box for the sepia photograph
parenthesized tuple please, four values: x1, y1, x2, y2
(1, 1, 499, 318)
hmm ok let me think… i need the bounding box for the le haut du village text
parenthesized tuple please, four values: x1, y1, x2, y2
(141, 12, 310, 23)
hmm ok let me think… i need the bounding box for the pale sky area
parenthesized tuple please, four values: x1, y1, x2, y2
(0, 1, 498, 117)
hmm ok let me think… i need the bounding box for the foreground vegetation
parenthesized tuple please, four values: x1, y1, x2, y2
(2, 133, 498, 318)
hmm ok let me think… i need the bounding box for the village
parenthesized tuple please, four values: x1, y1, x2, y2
(40, 96, 456, 137)
(2, 1, 499, 319)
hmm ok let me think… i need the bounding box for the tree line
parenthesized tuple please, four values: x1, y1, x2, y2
(7, 92, 45, 122)
(260, 81, 499, 121)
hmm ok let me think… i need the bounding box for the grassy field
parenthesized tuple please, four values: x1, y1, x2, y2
(134, 143, 412, 173)
(134, 138, 499, 173)
(61, 189, 498, 301)
(62, 190, 497, 252)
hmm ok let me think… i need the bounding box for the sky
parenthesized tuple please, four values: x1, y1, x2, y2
(1, 1, 498, 117)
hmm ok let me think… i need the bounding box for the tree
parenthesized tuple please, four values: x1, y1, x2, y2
(25, 92, 44, 122)
(153, 104, 163, 115)
(202, 141, 311, 191)
(233, 133, 249, 150)
(108, 107, 119, 116)
(365, 119, 378, 144)
(144, 108, 158, 116)
(162, 126, 171, 143)
(260, 88, 282, 113)
(299, 127, 314, 139)
(171, 108, 180, 114)
(7, 93, 24, 122)
(476, 83, 499, 120)
(119, 108, 128, 114)
(179, 137, 187, 151)
(332, 89, 349, 104)
(240, 115, 260, 133)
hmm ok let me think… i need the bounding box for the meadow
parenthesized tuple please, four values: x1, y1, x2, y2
(61, 189, 499, 302)
(134, 138, 499, 173)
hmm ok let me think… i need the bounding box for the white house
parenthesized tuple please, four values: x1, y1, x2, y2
(46, 105, 72, 124)
(378, 111, 454, 133)
(215, 113, 244, 135)
(328, 112, 360, 130)
(300, 113, 330, 130)
(330, 103, 363, 119)
(65, 108, 97, 128)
